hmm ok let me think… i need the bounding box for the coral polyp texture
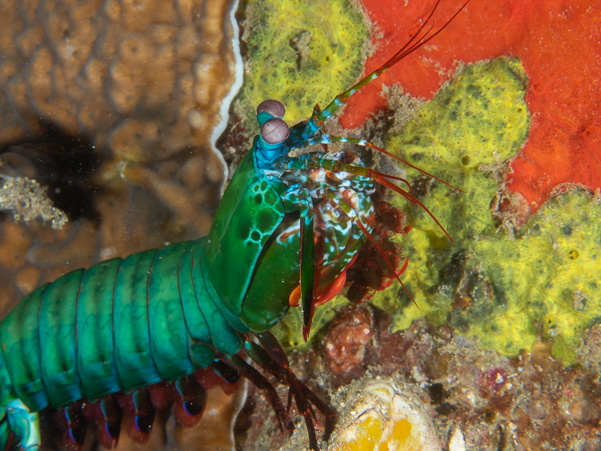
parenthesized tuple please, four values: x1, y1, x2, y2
(339, 0, 601, 217)
(0, 0, 241, 164)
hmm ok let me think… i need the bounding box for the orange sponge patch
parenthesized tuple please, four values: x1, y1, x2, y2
(341, 0, 601, 214)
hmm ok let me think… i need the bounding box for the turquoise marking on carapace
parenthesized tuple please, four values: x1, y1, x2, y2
(205, 151, 285, 317)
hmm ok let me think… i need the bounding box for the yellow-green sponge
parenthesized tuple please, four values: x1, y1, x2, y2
(463, 190, 601, 365)
(372, 56, 531, 330)
(237, 0, 367, 125)
(373, 57, 601, 365)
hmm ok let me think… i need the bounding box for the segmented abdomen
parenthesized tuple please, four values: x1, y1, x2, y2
(0, 237, 229, 413)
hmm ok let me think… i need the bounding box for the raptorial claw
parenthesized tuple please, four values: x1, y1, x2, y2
(300, 211, 317, 341)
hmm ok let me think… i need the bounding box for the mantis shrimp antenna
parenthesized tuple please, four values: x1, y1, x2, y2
(353, 219, 416, 305)
(306, 134, 463, 193)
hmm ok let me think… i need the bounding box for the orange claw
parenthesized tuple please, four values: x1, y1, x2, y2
(289, 285, 301, 307)
(315, 271, 347, 307)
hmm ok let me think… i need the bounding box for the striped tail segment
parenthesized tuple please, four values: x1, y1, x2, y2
(0, 235, 334, 450)
(0, 237, 244, 450)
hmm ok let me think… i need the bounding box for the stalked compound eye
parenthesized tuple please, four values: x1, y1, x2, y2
(256, 99, 286, 119)
(261, 118, 290, 145)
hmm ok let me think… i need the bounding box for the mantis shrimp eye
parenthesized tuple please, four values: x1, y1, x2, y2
(256, 99, 286, 118)
(261, 118, 290, 145)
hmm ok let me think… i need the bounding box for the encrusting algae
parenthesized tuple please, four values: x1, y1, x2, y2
(373, 56, 531, 328)
(464, 189, 601, 365)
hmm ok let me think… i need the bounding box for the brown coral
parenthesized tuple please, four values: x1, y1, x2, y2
(0, 0, 239, 370)
(0, 0, 242, 168)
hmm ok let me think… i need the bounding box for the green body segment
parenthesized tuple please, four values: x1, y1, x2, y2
(39, 268, 85, 407)
(0, 285, 49, 411)
(147, 241, 194, 380)
(205, 151, 286, 319)
(76, 258, 121, 399)
(176, 240, 214, 368)
(0, 238, 245, 419)
(113, 249, 161, 390)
